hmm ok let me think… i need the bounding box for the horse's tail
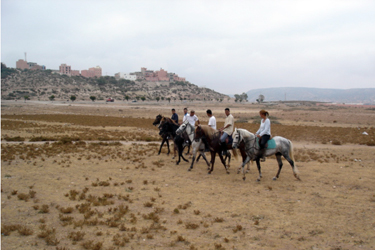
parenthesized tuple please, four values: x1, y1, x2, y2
(289, 140, 299, 174)
(231, 148, 239, 160)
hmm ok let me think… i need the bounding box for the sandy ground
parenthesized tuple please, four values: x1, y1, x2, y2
(1, 100, 375, 250)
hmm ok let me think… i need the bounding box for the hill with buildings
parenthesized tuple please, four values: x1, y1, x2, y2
(246, 87, 375, 104)
(1, 65, 229, 102)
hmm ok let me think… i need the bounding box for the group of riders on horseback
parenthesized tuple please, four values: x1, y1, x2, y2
(153, 108, 300, 181)
(170, 107, 270, 161)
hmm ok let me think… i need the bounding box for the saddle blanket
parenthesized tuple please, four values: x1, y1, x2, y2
(256, 137, 276, 149)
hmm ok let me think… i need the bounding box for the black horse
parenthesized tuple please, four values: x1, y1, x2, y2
(159, 118, 190, 165)
(152, 114, 174, 156)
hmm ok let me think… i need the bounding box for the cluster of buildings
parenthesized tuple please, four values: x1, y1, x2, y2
(15, 58, 185, 82)
(115, 67, 186, 82)
(59, 63, 102, 78)
(16, 59, 46, 70)
(16, 59, 102, 79)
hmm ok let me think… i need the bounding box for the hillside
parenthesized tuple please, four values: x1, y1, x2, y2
(1, 66, 229, 102)
(246, 87, 375, 104)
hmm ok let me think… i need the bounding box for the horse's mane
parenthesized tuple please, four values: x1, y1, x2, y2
(237, 128, 254, 139)
(199, 125, 219, 140)
(161, 116, 178, 126)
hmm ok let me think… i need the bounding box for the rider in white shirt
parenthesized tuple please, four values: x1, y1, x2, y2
(206, 109, 216, 129)
(255, 109, 271, 162)
(186, 110, 200, 126)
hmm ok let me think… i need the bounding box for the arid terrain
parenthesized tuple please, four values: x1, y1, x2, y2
(1, 100, 375, 250)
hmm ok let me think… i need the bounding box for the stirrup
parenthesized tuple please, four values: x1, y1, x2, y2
(260, 156, 266, 162)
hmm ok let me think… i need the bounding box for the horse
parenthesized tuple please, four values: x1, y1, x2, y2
(152, 114, 173, 156)
(176, 120, 210, 170)
(194, 125, 242, 174)
(232, 128, 300, 181)
(159, 117, 190, 165)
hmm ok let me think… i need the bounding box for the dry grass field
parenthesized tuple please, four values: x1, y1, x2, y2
(1, 100, 375, 250)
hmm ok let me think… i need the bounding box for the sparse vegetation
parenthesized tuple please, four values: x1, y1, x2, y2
(1, 101, 374, 249)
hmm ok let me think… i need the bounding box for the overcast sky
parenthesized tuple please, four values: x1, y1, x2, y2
(2, 0, 375, 94)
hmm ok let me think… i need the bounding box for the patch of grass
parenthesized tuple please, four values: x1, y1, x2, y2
(4, 136, 25, 141)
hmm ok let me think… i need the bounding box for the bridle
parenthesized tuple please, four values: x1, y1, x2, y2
(177, 120, 195, 138)
(235, 129, 257, 155)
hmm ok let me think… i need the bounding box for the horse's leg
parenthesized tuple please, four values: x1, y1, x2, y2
(218, 153, 230, 174)
(283, 151, 301, 181)
(201, 152, 210, 167)
(255, 159, 262, 181)
(208, 152, 215, 174)
(166, 139, 170, 155)
(246, 161, 251, 173)
(175, 142, 181, 165)
(274, 153, 283, 180)
(226, 152, 231, 169)
(188, 141, 199, 171)
(158, 138, 166, 155)
(196, 153, 202, 162)
(188, 154, 196, 171)
(241, 155, 251, 181)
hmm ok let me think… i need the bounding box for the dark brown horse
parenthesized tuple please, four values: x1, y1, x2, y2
(159, 117, 190, 165)
(194, 125, 248, 174)
(152, 114, 174, 156)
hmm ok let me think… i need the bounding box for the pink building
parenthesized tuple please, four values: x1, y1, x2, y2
(59, 64, 71, 74)
(81, 66, 102, 78)
(16, 59, 29, 70)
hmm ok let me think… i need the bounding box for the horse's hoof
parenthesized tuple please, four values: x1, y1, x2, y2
(226, 171, 230, 175)
(208, 172, 212, 175)
(256, 178, 261, 182)
(188, 168, 192, 171)
(243, 177, 246, 181)
(176, 162, 179, 165)
(272, 177, 277, 181)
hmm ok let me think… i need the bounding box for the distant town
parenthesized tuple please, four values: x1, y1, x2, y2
(15, 58, 186, 83)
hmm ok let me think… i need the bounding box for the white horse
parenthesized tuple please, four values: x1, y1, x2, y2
(176, 120, 210, 170)
(232, 128, 300, 181)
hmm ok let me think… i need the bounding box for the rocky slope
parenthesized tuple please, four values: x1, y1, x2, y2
(1, 67, 229, 102)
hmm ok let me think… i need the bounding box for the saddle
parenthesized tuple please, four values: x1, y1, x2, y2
(220, 131, 233, 146)
(256, 137, 276, 149)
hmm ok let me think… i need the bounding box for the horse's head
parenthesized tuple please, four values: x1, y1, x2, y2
(232, 128, 241, 149)
(194, 125, 205, 141)
(158, 117, 168, 129)
(153, 114, 163, 126)
(176, 120, 188, 136)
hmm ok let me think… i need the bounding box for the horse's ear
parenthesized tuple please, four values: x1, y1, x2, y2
(234, 128, 237, 133)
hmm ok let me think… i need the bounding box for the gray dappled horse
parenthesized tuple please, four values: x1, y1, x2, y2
(232, 128, 300, 181)
(176, 120, 210, 171)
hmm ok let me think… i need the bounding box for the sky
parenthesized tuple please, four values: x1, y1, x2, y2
(2, 0, 375, 94)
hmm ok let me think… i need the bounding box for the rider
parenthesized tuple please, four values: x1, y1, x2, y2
(171, 108, 178, 124)
(219, 108, 234, 155)
(206, 109, 216, 129)
(255, 109, 271, 162)
(202, 109, 216, 152)
(182, 107, 188, 123)
(185, 110, 200, 127)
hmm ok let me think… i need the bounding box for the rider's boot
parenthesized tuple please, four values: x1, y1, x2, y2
(221, 143, 228, 155)
(258, 148, 266, 162)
